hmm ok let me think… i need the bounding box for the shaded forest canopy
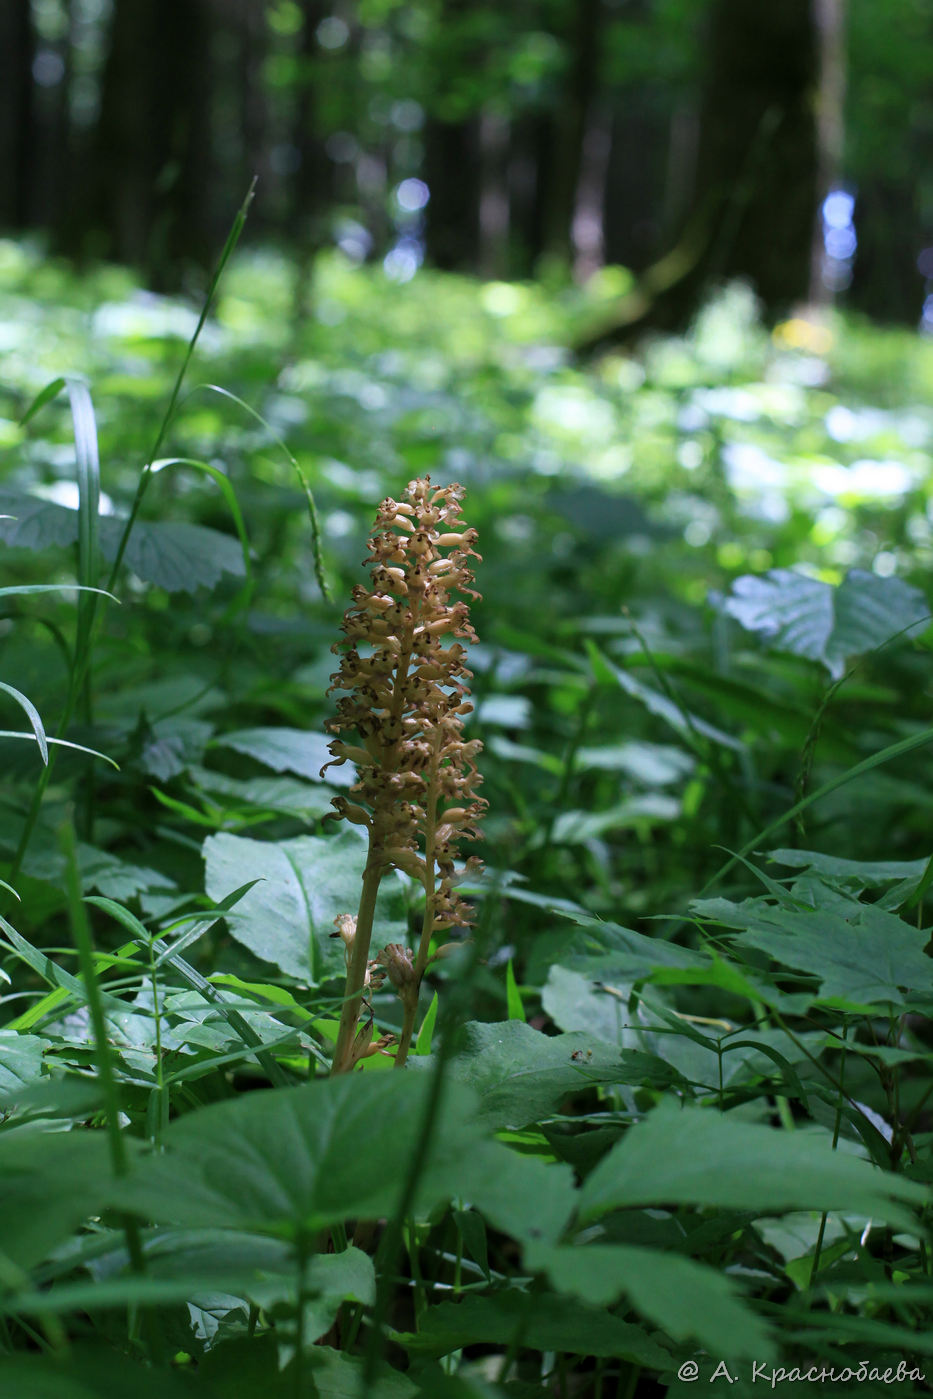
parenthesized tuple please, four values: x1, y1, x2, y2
(1, 0, 931, 329)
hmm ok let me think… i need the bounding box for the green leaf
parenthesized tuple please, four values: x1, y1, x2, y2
(769, 848, 928, 887)
(723, 568, 929, 678)
(0, 1350, 202, 1399)
(0, 490, 245, 592)
(394, 1291, 670, 1366)
(505, 958, 525, 1021)
(202, 829, 407, 982)
(445, 1020, 625, 1130)
(0, 1031, 46, 1097)
(542, 965, 633, 1043)
(0, 682, 48, 764)
(414, 990, 438, 1055)
(692, 886, 933, 1010)
(213, 727, 349, 785)
(18, 375, 66, 425)
(199, 1334, 415, 1399)
(109, 519, 245, 593)
(527, 1242, 774, 1360)
(0, 1125, 115, 1269)
(586, 641, 743, 751)
(577, 1100, 928, 1226)
(112, 1075, 485, 1234)
(112, 1072, 575, 1251)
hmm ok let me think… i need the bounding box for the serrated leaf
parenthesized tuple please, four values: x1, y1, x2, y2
(0, 489, 244, 593)
(527, 1242, 774, 1360)
(723, 568, 929, 678)
(577, 1100, 928, 1226)
(106, 518, 245, 592)
(394, 1291, 670, 1367)
(769, 848, 927, 887)
(692, 886, 933, 1010)
(202, 829, 406, 982)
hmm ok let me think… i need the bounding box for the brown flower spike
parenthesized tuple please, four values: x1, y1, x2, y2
(324, 477, 485, 1072)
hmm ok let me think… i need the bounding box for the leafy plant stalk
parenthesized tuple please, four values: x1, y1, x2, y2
(324, 477, 485, 1074)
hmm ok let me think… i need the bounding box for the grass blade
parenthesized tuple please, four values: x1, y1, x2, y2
(0, 683, 48, 764)
(104, 179, 257, 595)
(186, 382, 330, 601)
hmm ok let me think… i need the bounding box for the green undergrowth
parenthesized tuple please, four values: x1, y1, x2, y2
(0, 235, 932, 1395)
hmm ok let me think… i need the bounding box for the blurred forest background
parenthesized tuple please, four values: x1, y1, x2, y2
(1, 0, 931, 334)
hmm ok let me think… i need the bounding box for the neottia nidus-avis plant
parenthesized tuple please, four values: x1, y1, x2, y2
(323, 477, 485, 1073)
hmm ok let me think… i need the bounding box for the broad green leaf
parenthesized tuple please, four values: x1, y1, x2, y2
(575, 740, 694, 784)
(0, 1351, 201, 1399)
(453, 1139, 575, 1247)
(548, 794, 680, 843)
(394, 1291, 670, 1366)
(20, 838, 177, 901)
(189, 767, 336, 821)
(200, 1337, 416, 1399)
(542, 965, 635, 1043)
(769, 848, 928, 887)
(692, 887, 933, 1011)
(112, 1074, 485, 1234)
(0, 489, 244, 592)
(112, 1072, 574, 1249)
(0, 1125, 115, 1269)
(723, 568, 929, 678)
(213, 727, 350, 785)
(445, 1020, 625, 1130)
(577, 1101, 928, 1226)
(110, 519, 245, 592)
(527, 1242, 774, 1360)
(203, 828, 406, 982)
(0, 1031, 46, 1097)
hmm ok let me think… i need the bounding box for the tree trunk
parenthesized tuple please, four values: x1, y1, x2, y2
(540, 0, 601, 269)
(808, 0, 847, 305)
(423, 116, 480, 271)
(75, 0, 213, 284)
(578, 0, 820, 348)
(478, 107, 510, 279)
(0, 0, 36, 230)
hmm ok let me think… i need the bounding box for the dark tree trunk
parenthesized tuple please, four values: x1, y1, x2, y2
(850, 181, 925, 323)
(0, 0, 37, 230)
(238, 0, 271, 234)
(540, 0, 602, 269)
(808, 0, 847, 304)
(74, 0, 213, 285)
(686, 0, 820, 315)
(478, 107, 510, 279)
(602, 93, 671, 273)
(423, 116, 481, 271)
(579, 0, 820, 350)
(507, 111, 547, 278)
(290, 0, 329, 246)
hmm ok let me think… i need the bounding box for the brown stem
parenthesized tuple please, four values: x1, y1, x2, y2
(331, 851, 383, 1075)
(394, 734, 441, 1069)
